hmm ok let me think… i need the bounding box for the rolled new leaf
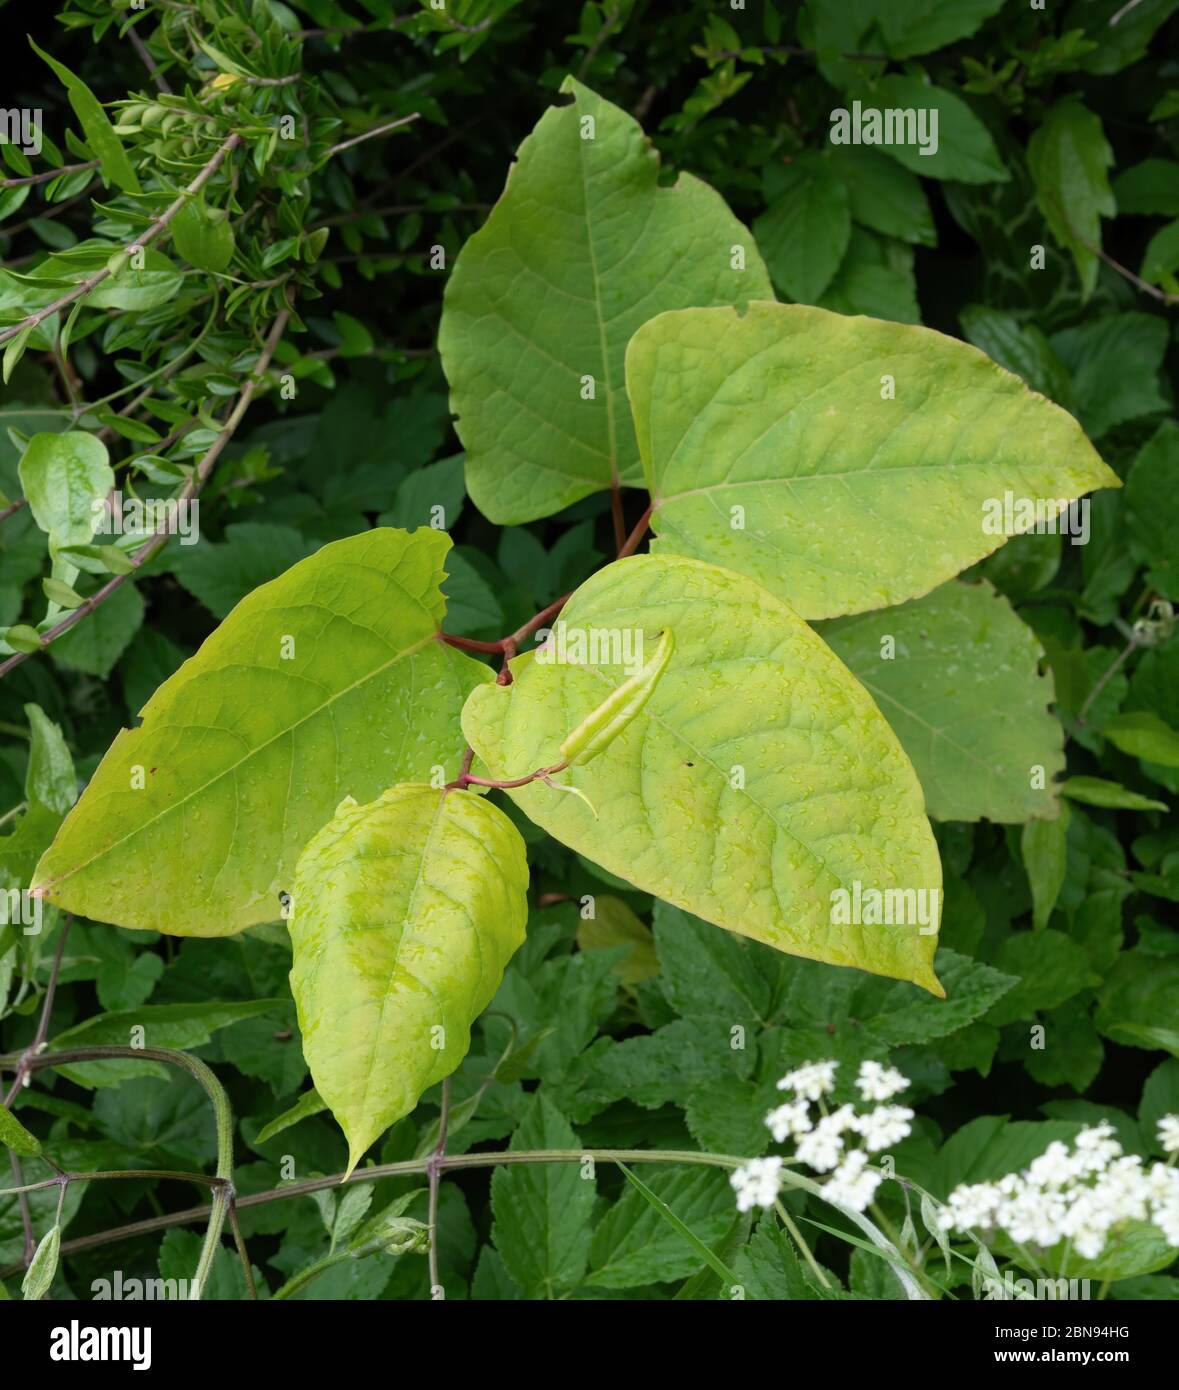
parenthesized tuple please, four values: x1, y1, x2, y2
(560, 628, 674, 766)
(288, 785, 529, 1174)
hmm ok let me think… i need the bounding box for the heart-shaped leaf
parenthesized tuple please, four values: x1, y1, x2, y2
(628, 301, 1120, 619)
(463, 554, 943, 992)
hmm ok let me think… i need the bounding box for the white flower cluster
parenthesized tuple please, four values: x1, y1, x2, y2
(730, 1059, 913, 1214)
(938, 1118, 1179, 1260)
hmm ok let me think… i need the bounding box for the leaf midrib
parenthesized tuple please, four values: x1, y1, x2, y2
(38, 629, 439, 892)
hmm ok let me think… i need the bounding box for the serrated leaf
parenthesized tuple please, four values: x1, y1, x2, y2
(439, 77, 773, 525)
(23, 703, 76, 816)
(588, 1166, 735, 1288)
(490, 1093, 596, 1297)
(628, 301, 1119, 619)
(821, 581, 1064, 823)
(33, 530, 491, 936)
(463, 553, 943, 991)
(289, 785, 528, 1173)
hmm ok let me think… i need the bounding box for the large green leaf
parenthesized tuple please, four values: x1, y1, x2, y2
(627, 301, 1119, 619)
(438, 77, 773, 525)
(33, 529, 491, 937)
(462, 554, 943, 991)
(289, 785, 528, 1172)
(820, 580, 1065, 822)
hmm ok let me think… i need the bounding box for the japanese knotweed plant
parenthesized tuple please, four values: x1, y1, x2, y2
(29, 79, 1119, 1174)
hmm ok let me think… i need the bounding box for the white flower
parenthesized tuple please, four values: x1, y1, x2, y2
(938, 1122, 1179, 1263)
(1158, 1114, 1179, 1155)
(1073, 1121, 1122, 1174)
(856, 1059, 909, 1102)
(796, 1104, 857, 1172)
(851, 1104, 914, 1153)
(777, 1060, 838, 1101)
(1025, 1141, 1079, 1190)
(1147, 1161, 1179, 1205)
(822, 1149, 882, 1213)
(730, 1156, 783, 1212)
(938, 1181, 1001, 1232)
(765, 1099, 812, 1143)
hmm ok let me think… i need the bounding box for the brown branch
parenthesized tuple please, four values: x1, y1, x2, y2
(0, 132, 242, 348)
(618, 502, 652, 559)
(128, 26, 172, 94)
(0, 305, 290, 680)
(324, 112, 420, 160)
(610, 478, 626, 553)
(0, 161, 99, 191)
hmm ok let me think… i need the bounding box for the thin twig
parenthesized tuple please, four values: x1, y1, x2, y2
(128, 25, 172, 94)
(22, 1046, 238, 1302)
(4, 917, 72, 1267)
(426, 1077, 450, 1297)
(610, 478, 626, 553)
(618, 503, 652, 559)
(324, 112, 421, 160)
(0, 132, 242, 347)
(0, 303, 290, 680)
(0, 161, 99, 191)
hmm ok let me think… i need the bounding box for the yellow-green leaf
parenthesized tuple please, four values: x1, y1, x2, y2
(628, 301, 1120, 619)
(463, 554, 943, 992)
(289, 784, 528, 1173)
(33, 530, 491, 937)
